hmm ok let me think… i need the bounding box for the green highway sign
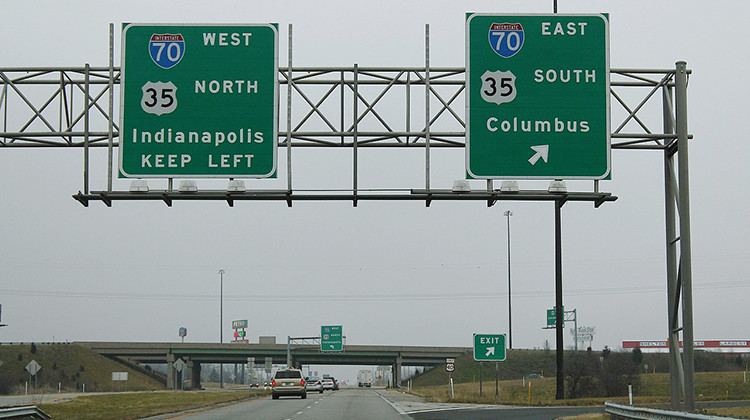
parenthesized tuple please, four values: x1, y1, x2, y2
(547, 309, 556, 327)
(120, 24, 278, 178)
(321, 325, 343, 352)
(547, 306, 564, 327)
(473, 333, 506, 361)
(466, 14, 610, 179)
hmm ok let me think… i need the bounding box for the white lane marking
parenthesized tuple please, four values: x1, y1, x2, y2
(376, 392, 408, 415)
(398, 403, 517, 414)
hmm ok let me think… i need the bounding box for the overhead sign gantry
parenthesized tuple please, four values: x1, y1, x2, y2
(0, 20, 695, 411)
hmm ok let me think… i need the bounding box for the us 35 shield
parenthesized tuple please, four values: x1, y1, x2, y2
(149, 33, 185, 69)
(141, 81, 178, 116)
(480, 70, 517, 105)
(488, 23, 524, 58)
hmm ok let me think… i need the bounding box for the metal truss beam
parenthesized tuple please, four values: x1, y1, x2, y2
(1, 67, 688, 150)
(72, 189, 617, 208)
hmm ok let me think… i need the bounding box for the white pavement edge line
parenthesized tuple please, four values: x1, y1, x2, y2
(375, 392, 408, 416)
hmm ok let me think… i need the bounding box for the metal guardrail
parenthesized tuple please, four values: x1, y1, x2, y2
(605, 402, 731, 420)
(0, 406, 51, 419)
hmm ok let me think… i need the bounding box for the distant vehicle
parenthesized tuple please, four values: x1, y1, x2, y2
(305, 376, 324, 393)
(357, 369, 373, 387)
(249, 380, 261, 388)
(324, 376, 339, 390)
(272, 368, 307, 399)
(524, 373, 544, 380)
(321, 377, 335, 390)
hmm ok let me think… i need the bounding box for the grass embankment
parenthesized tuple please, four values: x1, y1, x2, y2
(411, 371, 750, 418)
(411, 371, 750, 405)
(39, 390, 269, 420)
(0, 344, 163, 393)
(411, 349, 748, 389)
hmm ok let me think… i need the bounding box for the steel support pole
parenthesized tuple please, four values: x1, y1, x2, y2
(83, 63, 90, 194)
(555, 200, 564, 400)
(572, 309, 578, 351)
(107, 24, 114, 192)
(340, 70, 345, 146)
(218, 269, 224, 388)
(505, 210, 513, 349)
(406, 71, 411, 144)
(479, 361, 483, 397)
(675, 61, 695, 411)
(495, 361, 499, 399)
(424, 24, 431, 192)
(286, 24, 293, 194)
(287, 336, 292, 367)
(353, 64, 358, 206)
(663, 84, 683, 409)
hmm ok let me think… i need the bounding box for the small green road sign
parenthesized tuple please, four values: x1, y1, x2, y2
(473, 333, 506, 361)
(321, 325, 343, 352)
(466, 14, 610, 179)
(547, 309, 556, 327)
(120, 23, 278, 178)
(547, 306, 564, 327)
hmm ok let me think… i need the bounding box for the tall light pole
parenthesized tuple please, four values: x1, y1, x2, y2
(218, 269, 224, 343)
(218, 269, 224, 388)
(504, 210, 513, 350)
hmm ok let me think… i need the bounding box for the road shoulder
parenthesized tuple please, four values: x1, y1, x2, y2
(375, 389, 516, 414)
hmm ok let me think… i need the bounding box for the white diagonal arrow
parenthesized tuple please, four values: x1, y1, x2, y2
(485, 347, 495, 357)
(528, 145, 549, 165)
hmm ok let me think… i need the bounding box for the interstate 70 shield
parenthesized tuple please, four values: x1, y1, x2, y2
(488, 23, 525, 58)
(148, 34, 185, 69)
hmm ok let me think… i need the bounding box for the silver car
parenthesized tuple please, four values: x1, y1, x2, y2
(321, 377, 335, 390)
(305, 376, 324, 393)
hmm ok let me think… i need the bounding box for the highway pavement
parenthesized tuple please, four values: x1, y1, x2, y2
(11, 388, 746, 419)
(140, 388, 608, 420)
(143, 388, 408, 420)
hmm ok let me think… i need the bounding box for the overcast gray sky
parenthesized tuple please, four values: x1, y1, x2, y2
(1, 0, 749, 382)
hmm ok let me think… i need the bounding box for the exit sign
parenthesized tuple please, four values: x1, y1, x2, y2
(473, 333, 507, 361)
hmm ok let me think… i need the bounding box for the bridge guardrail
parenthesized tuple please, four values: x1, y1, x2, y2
(605, 402, 730, 420)
(0, 406, 51, 419)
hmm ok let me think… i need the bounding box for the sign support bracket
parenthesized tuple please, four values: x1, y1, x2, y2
(554, 199, 564, 400)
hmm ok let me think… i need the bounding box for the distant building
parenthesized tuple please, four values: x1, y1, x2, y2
(622, 340, 750, 353)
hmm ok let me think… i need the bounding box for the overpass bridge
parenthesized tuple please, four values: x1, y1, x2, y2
(75, 341, 470, 389)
